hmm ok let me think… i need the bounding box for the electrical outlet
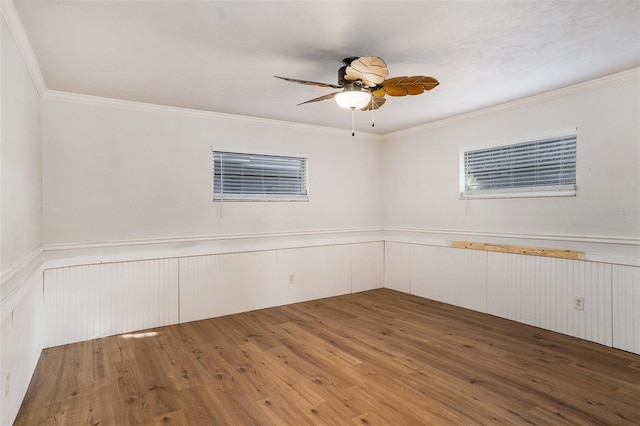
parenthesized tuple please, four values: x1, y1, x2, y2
(573, 296, 584, 311)
(288, 274, 295, 284)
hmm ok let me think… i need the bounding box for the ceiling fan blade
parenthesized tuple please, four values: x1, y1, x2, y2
(381, 76, 439, 96)
(296, 91, 341, 106)
(274, 76, 342, 89)
(372, 88, 387, 98)
(360, 96, 386, 111)
(344, 56, 389, 87)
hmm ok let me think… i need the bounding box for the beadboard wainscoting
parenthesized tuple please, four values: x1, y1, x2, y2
(1, 236, 637, 425)
(0, 271, 43, 426)
(39, 241, 384, 348)
(612, 265, 640, 354)
(384, 240, 639, 354)
(180, 243, 383, 323)
(43, 259, 180, 348)
(486, 252, 612, 346)
(411, 245, 487, 313)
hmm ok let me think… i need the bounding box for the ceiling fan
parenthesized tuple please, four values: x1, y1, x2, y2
(275, 56, 439, 135)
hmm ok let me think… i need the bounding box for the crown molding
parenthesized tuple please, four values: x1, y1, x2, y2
(386, 67, 640, 138)
(2, 0, 637, 139)
(0, 0, 46, 97)
(45, 67, 638, 139)
(41, 89, 383, 139)
(4, 0, 636, 140)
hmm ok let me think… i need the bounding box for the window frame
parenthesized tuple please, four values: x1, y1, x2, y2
(459, 129, 578, 200)
(212, 147, 309, 202)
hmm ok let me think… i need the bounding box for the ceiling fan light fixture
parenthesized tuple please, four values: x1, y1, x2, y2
(335, 89, 371, 110)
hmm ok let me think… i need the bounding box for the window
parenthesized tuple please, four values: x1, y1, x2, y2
(460, 131, 577, 199)
(213, 149, 308, 201)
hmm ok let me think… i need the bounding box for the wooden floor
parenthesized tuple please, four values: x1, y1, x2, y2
(15, 289, 640, 425)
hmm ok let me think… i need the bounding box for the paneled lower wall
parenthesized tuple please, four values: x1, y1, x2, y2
(1, 237, 637, 425)
(44, 258, 180, 347)
(0, 234, 383, 424)
(42, 241, 384, 348)
(180, 243, 383, 323)
(411, 245, 487, 313)
(384, 241, 639, 353)
(612, 265, 640, 354)
(486, 252, 612, 346)
(0, 272, 43, 426)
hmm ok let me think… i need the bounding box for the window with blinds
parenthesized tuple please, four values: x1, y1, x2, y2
(213, 150, 308, 201)
(460, 132, 577, 199)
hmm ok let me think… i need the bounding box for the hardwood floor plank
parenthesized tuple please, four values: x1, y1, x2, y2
(14, 289, 640, 425)
(152, 409, 189, 426)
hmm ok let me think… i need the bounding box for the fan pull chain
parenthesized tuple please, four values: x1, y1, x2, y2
(351, 107, 356, 136)
(371, 102, 375, 127)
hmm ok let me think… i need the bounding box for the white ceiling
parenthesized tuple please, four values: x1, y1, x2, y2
(13, 0, 640, 134)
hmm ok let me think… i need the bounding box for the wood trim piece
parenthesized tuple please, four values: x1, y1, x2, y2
(385, 226, 640, 246)
(450, 241, 581, 259)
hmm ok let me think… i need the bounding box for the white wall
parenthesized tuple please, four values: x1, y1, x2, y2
(382, 72, 640, 355)
(0, 14, 44, 426)
(1, 15, 42, 271)
(2, 8, 639, 420)
(41, 99, 383, 246)
(383, 75, 640, 245)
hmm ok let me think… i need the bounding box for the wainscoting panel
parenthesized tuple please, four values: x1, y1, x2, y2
(612, 265, 640, 354)
(486, 253, 612, 346)
(179, 251, 278, 323)
(179, 243, 382, 324)
(351, 242, 384, 293)
(384, 242, 412, 293)
(43, 259, 179, 348)
(1, 272, 43, 426)
(275, 244, 352, 304)
(410, 245, 487, 313)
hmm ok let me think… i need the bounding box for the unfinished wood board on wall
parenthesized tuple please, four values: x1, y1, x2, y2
(450, 241, 580, 259)
(43, 259, 179, 348)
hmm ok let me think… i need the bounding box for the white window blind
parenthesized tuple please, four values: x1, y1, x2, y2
(461, 133, 577, 199)
(213, 150, 308, 201)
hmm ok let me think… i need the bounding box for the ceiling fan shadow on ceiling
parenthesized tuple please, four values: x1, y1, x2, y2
(275, 56, 439, 135)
